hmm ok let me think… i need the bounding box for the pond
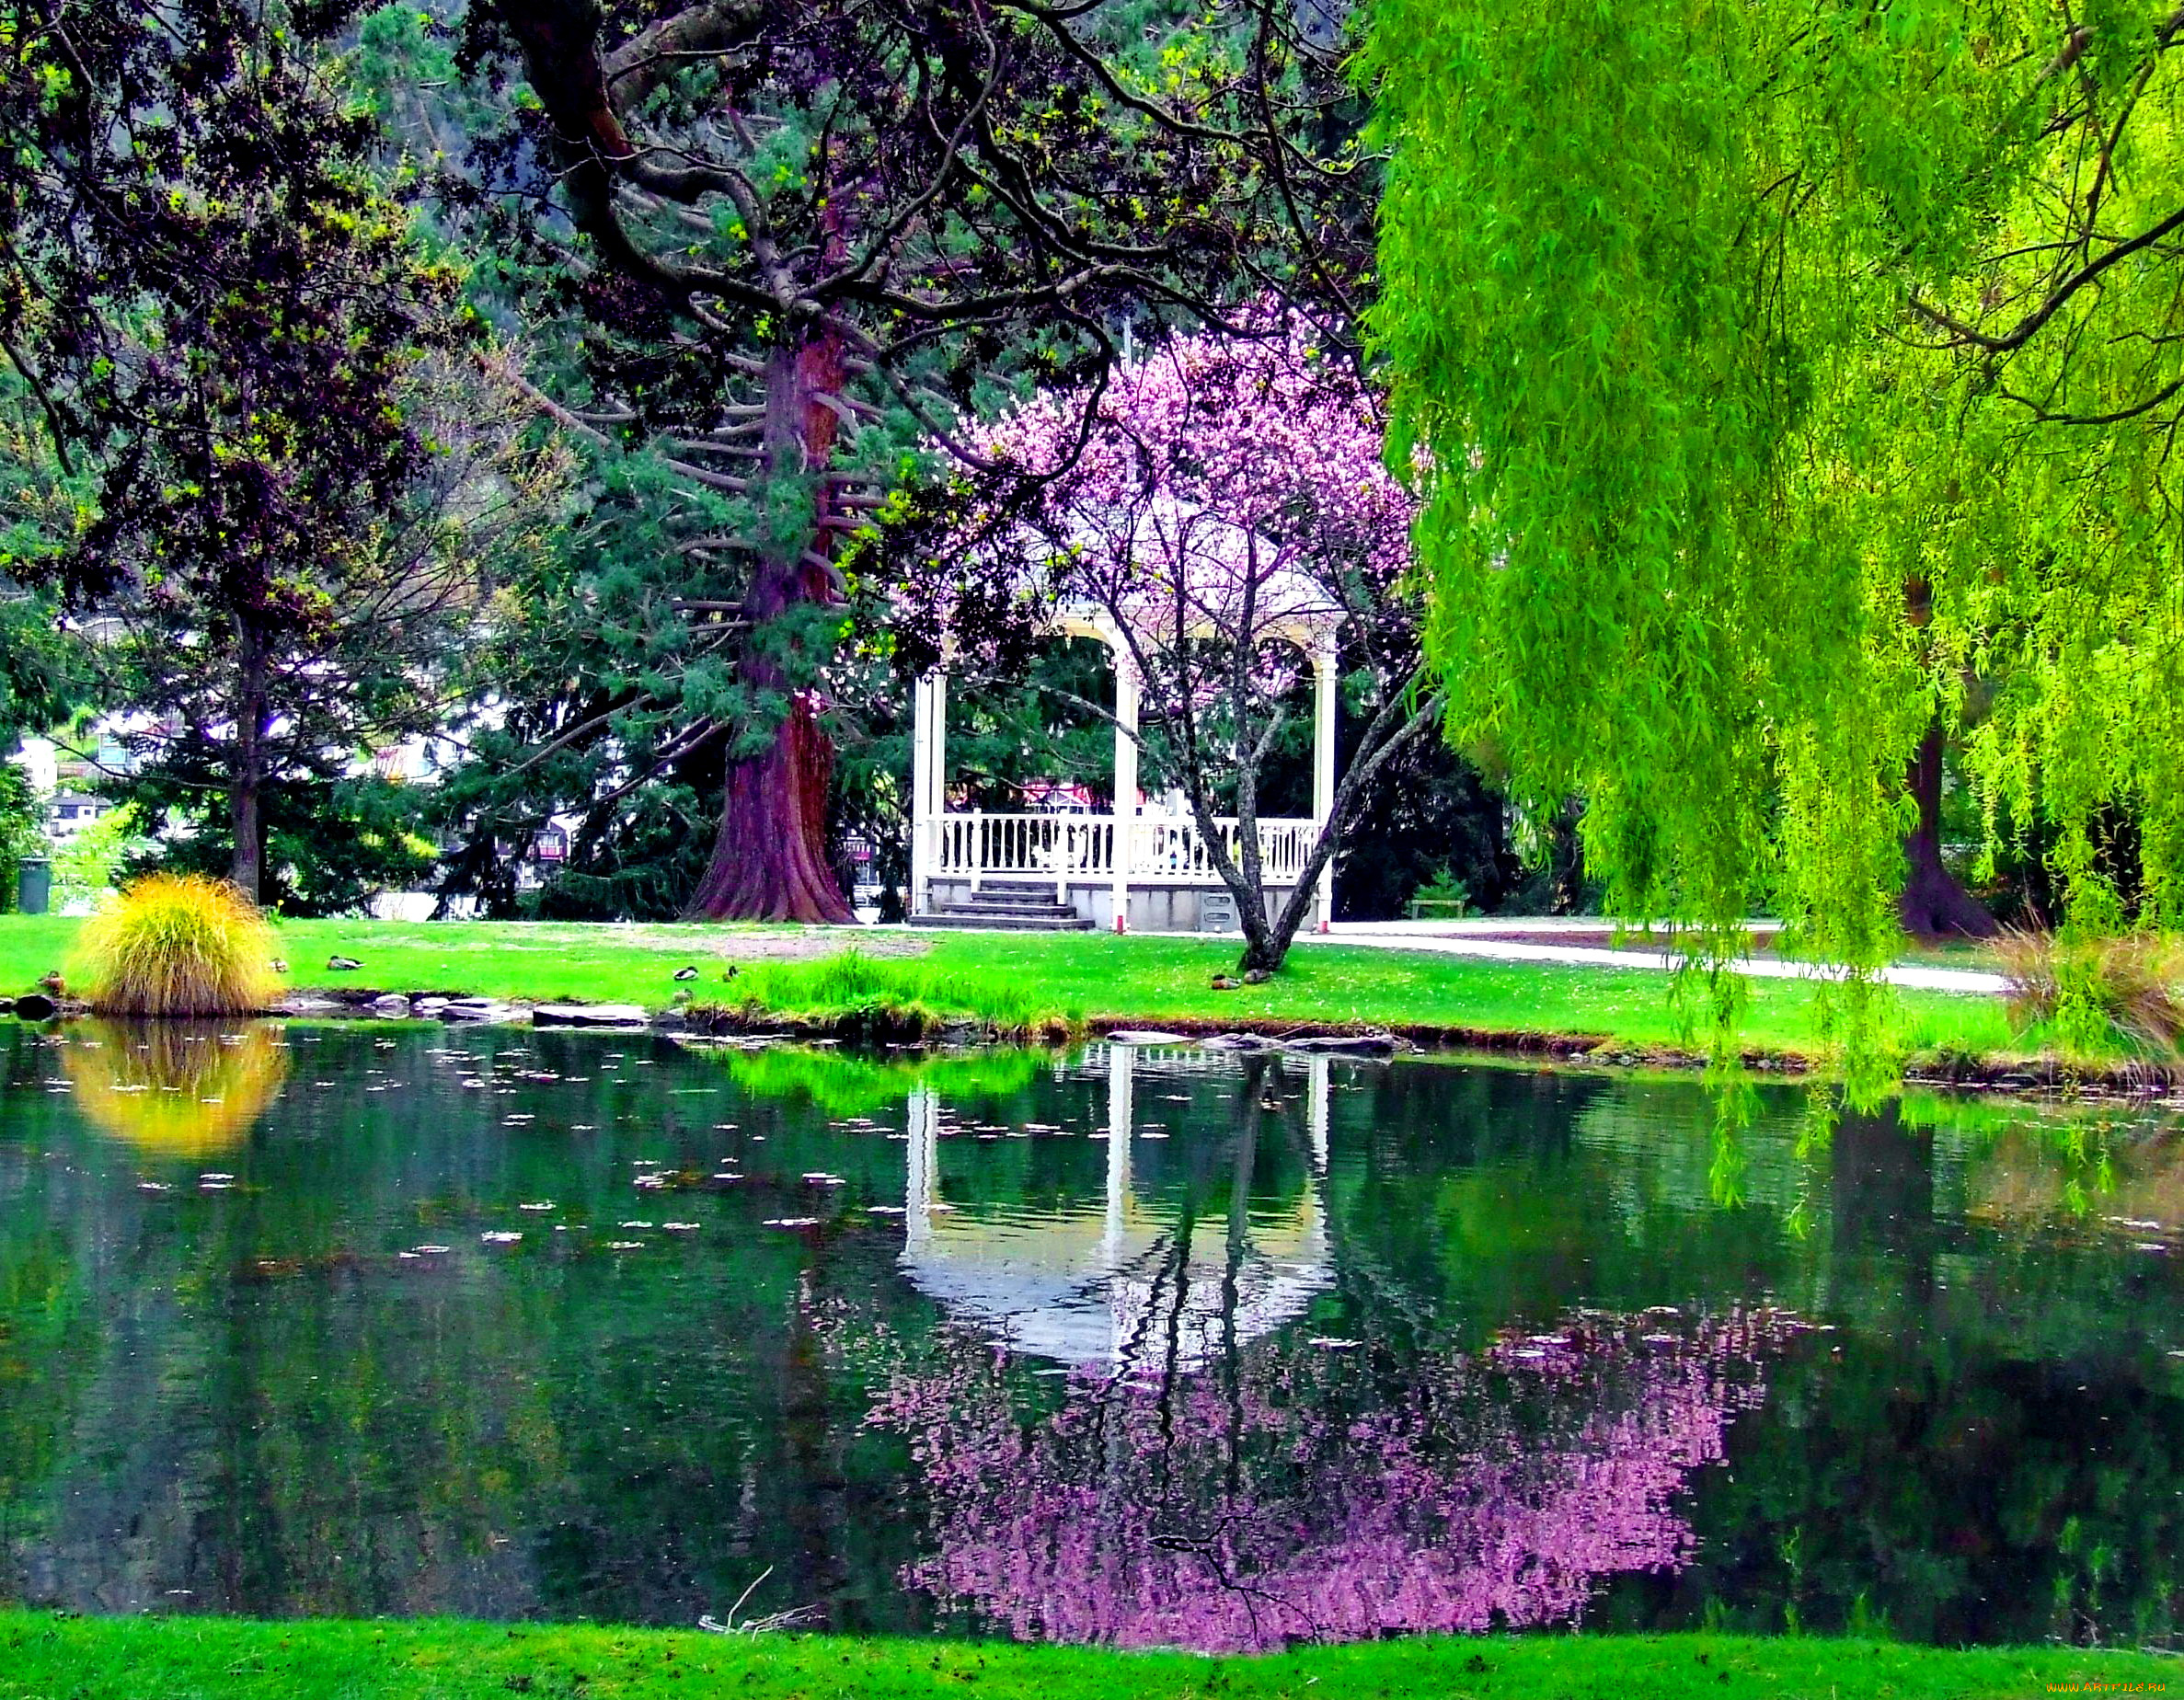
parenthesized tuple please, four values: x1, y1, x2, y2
(0, 1019, 2179, 1652)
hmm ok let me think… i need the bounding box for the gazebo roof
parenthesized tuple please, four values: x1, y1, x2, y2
(1028, 492, 1345, 650)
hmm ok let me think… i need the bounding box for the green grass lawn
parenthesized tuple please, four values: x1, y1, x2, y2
(0, 1614, 2170, 1700)
(0, 913, 2024, 1062)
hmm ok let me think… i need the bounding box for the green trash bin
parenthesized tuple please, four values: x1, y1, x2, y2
(16, 856, 50, 915)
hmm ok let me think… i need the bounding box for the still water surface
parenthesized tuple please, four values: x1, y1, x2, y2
(0, 1020, 2179, 1650)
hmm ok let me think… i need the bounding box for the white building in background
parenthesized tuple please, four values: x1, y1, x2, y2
(12, 731, 139, 847)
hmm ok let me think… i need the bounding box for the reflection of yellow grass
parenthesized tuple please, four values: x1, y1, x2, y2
(63, 1020, 289, 1159)
(1968, 1126, 2184, 1232)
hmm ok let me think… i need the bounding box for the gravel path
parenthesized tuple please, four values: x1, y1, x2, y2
(1313, 922, 2007, 995)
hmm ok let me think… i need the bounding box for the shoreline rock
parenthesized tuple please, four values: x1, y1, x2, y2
(532, 1003, 650, 1028)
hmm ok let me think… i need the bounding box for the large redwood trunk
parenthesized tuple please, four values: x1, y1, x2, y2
(684, 334, 856, 923)
(685, 694, 850, 921)
(1899, 714, 1998, 942)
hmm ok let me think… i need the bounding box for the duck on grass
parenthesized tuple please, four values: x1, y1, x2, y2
(74, 873, 281, 1018)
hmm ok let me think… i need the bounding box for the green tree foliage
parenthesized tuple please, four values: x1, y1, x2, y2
(0, 759, 39, 911)
(373, 0, 1373, 922)
(0, 2, 558, 907)
(1362, 0, 2184, 1019)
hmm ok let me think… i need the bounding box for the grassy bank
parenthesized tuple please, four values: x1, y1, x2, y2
(0, 1613, 2171, 1700)
(0, 914, 2026, 1063)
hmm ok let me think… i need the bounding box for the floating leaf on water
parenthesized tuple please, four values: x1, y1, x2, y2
(1308, 1337, 1361, 1350)
(413, 1245, 451, 1256)
(605, 1240, 644, 1251)
(764, 1217, 822, 1229)
(662, 1222, 700, 1233)
(519, 1202, 555, 1213)
(481, 1232, 523, 1246)
(620, 1221, 655, 1230)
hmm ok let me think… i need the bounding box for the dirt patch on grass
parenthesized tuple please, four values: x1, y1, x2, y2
(423, 925, 936, 962)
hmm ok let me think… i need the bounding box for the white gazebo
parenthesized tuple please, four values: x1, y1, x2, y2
(907, 598, 1340, 935)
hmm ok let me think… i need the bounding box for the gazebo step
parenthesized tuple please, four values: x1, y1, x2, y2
(928, 897, 1083, 919)
(914, 910, 1094, 932)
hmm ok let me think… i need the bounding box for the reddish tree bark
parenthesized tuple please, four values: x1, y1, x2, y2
(686, 693, 848, 920)
(1899, 715, 1998, 941)
(683, 334, 856, 922)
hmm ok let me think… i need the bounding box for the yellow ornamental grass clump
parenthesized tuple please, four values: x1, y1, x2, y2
(76, 873, 280, 1017)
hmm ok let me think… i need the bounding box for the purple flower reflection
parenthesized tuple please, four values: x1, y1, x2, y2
(861, 1311, 1797, 1651)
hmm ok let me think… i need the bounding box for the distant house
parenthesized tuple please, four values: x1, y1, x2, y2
(46, 794, 119, 842)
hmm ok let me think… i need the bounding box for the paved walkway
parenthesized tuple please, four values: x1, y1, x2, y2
(1308, 920, 2008, 996)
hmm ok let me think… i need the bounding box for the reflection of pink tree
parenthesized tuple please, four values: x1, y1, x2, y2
(857, 1312, 1799, 1652)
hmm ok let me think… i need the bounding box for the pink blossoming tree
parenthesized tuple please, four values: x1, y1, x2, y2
(894, 319, 1439, 972)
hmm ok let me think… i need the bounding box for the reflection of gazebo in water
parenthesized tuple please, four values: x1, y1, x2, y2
(899, 1045, 1333, 1369)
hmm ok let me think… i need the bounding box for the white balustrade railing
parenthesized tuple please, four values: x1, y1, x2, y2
(926, 811, 1316, 885)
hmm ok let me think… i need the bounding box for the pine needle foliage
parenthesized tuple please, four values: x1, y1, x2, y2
(1362, 0, 2184, 1062)
(76, 875, 280, 1017)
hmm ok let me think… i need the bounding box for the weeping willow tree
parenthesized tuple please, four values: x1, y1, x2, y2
(1362, 0, 2184, 1036)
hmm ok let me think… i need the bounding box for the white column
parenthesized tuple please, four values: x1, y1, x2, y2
(905, 1084, 937, 1258)
(914, 672, 948, 913)
(1104, 1042, 1137, 1374)
(1110, 646, 1138, 934)
(1104, 1042, 1133, 1269)
(926, 672, 948, 821)
(910, 673, 933, 916)
(1307, 1053, 1330, 1171)
(1310, 639, 1338, 932)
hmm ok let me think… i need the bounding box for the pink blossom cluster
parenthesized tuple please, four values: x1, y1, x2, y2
(972, 315, 1418, 657)
(856, 1307, 1804, 1653)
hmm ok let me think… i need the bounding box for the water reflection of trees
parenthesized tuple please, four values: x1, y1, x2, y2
(700, 1043, 1045, 1120)
(5, 1026, 2182, 1648)
(857, 1042, 1799, 1651)
(854, 1310, 1794, 1651)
